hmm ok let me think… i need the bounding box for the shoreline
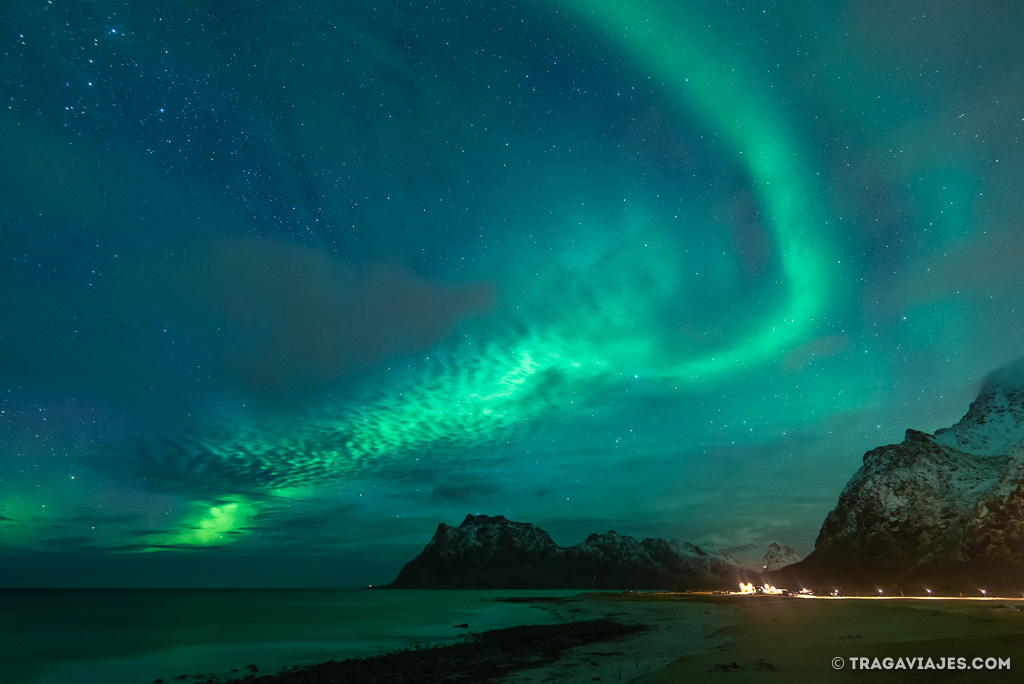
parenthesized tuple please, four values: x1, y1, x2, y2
(157, 593, 1024, 683)
(635, 594, 1024, 682)
(205, 592, 734, 684)
(216, 617, 647, 684)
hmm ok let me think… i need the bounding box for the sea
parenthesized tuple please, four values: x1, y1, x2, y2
(0, 588, 585, 684)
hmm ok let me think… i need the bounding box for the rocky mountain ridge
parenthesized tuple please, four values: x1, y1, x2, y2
(774, 356, 1024, 591)
(388, 514, 796, 589)
(716, 541, 803, 573)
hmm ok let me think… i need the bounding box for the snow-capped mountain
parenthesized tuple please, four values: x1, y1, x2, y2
(932, 358, 1024, 457)
(779, 356, 1024, 590)
(387, 514, 755, 589)
(716, 542, 802, 572)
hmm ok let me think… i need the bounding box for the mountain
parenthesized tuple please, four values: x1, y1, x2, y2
(387, 514, 762, 589)
(716, 542, 802, 573)
(772, 356, 1024, 592)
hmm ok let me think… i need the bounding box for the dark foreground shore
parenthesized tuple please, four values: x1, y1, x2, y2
(207, 618, 645, 684)
(153, 593, 1024, 684)
(632, 594, 1024, 683)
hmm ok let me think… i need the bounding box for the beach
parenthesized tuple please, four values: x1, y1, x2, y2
(9, 589, 1023, 683)
(632, 594, 1024, 683)
(218, 593, 1024, 683)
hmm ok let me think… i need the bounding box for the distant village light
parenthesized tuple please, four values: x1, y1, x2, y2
(737, 582, 783, 595)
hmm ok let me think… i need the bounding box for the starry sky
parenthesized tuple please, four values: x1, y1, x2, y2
(2, 0, 1023, 587)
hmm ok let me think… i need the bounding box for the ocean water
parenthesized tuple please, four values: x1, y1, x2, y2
(0, 588, 583, 684)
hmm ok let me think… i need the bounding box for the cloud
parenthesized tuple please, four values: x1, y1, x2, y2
(177, 237, 496, 402)
(41, 536, 96, 548)
(0, 226, 495, 434)
(124, 529, 172, 538)
(432, 481, 501, 503)
(108, 543, 230, 553)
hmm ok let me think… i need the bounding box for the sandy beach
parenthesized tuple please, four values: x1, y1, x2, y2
(629, 594, 1024, 683)
(497, 593, 732, 683)
(211, 592, 1024, 683)
(516, 593, 1024, 683)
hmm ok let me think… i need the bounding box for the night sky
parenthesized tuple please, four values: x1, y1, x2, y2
(2, 0, 1023, 587)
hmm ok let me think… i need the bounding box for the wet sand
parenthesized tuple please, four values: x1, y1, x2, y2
(498, 593, 731, 682)
(216, 617, 645, 684)
(497, 593, 1024, 682)
(631, 595, 1024, 683)
(208, 593, 1024, 683)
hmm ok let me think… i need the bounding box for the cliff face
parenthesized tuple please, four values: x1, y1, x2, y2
(717, 542, 802, 573)
(388, 514, 563, 588)
(388, 514, 778, 589)
(781, 357, 1024, 590)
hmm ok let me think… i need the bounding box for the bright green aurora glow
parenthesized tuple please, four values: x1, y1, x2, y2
(136, 0, 839, 510)
(553, 0, 838, 376)
(4, 0, 1022, 582)
(141, 499, 257, 550)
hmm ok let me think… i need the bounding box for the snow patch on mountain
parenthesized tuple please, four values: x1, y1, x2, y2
(933, 357, 1024, 457)
(802, 355, 1024, 582)
(388, 515, 756, 589)
(716, 542, 803, 572)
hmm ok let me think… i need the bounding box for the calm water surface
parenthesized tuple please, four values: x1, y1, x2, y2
(0, 588, 583, 683)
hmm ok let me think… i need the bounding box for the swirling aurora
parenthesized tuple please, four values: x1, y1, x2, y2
(146, 0, 837, 490)
(2, 0, 1022, 585)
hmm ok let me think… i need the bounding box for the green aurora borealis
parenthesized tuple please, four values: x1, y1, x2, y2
(2, 0, 1024, 585)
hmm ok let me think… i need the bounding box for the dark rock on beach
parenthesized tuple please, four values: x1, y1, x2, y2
(219, 618, 646, 684)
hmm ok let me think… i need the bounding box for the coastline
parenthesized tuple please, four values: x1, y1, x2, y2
(2, 588, 579, 684)
(207, 592, 733, 683)
(207, 593, 1024, 684)
(635, 594, 1024, 683)
(218, 617, 647, 684)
